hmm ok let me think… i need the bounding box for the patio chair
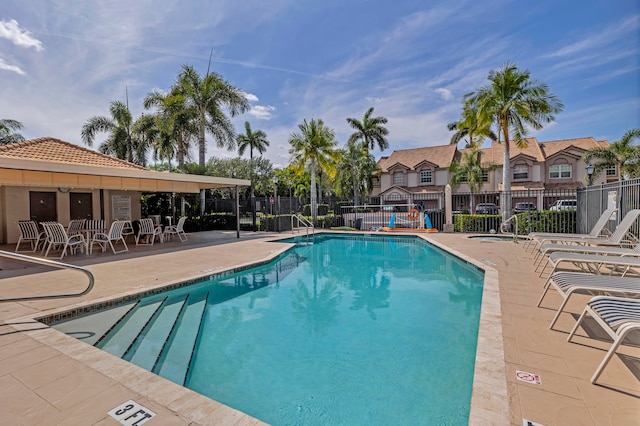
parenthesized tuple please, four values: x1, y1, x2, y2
(524, 208, 617, 252)
(540, 251, 640, 283)
(42, 222, 87, 260)
(135, 218, 163, 245)
(537, 271, 640, 330)
(163, 217, 187, 242)
(567, 296, 640, 383)
(67, 219, 86, 236)
(90, 220, 129, 254)
(15, 220, 46, 252)
(532, 209, 640, 267)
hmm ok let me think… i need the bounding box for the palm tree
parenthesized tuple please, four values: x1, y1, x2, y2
(144, 89, 198, 168)
(334, 141, 378, 208)
(447, 107, 497, 149)
(81, 100, 148, 164)
(346, 107, 390, 153)
(463, 62, 563, 218)
(175, 64, 249, 166)
(174, 64, 249, 215)
(583, 128, 640, 181)
(0, 119, 25, 145)
(449, 149, 492, 213)
(288, 119, 339, 225)
(237, 121, 270, 230)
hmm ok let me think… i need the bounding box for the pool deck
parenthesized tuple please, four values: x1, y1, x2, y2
(0, 230, 638, 425)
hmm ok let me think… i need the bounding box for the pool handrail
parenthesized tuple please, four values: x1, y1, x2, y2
(499, 214, 519, 243)
(291, 214, 314, 237)
(0, 250, 94, 302)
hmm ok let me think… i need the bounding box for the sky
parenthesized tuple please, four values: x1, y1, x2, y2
(1, 0, 639, 168)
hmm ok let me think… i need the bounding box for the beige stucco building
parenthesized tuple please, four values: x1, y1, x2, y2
(0, 137, 249, 244)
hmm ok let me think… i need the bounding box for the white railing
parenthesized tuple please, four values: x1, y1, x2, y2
(291, 214, 314, 237)
(0, 250, 94, 302)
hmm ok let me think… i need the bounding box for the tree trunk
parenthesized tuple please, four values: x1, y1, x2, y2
(311, 162, 318, 225)
(250, 148, 256, 231)
(198, 111, 206, 167)
(501, 123, 512, 222)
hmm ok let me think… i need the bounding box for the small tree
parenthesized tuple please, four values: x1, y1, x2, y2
(583, 128, 640, 181)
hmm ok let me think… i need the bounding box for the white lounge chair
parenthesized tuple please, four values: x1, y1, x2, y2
(532, 209, 640, 267)
(15, 220, 45, 252)
(90, 220, 129, 254)
(135, 218, 163, 245)
(67, 219, 86, 236)
(42, 222, 87, 260)
(163, 217, 187, 242)
(524, 208, 617, 252)
(567, 296, 640, 383)
(537, 271, 640, 330)
(540, 251, 640, 282)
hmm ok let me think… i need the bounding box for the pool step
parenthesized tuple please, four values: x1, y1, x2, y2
(96, 298, 166, 358)
(124, 295, 189, 370)
(154, 292, 209, 385)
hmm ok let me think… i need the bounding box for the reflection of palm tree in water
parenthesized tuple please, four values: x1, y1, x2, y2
(350, 273, 390, 320)
(291, 276, 342, 337)
(448, 276, 482, 317)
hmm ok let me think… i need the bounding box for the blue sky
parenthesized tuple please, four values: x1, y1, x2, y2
(2, 0, 639, 168)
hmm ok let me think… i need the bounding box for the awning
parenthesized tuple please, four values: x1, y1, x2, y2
(0, 157, 250, 193)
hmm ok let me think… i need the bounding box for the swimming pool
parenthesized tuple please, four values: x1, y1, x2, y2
(52, 233, 485, 425)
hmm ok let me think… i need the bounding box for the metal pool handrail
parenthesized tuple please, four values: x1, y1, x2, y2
(0, 250, 94, 302)
(499, 214, 519, 243)
(291, 214, 314, 237)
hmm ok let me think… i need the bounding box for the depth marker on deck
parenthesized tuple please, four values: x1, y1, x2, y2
(108, 400, 156, 425)
(516, 369, 542, 385)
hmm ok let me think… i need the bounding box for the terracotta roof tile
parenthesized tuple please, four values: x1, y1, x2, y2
(539, 137, 607, 158)
(0, 137, 148, 170)
(378, 144, 457, 172)
(489, 137, 545, 164)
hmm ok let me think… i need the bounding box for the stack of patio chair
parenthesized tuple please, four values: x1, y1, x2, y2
(67, 219, 86, 236)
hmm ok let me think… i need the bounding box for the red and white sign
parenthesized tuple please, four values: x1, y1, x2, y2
(516, 370, 542, 385)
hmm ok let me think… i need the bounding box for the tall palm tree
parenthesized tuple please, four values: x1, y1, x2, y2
(0, 119, 25, 145)
(237, 121, 270, 230)
(174, 64, 249, 215)
(447, 107, 497, 149)
(463, 62, 563, 218)
(346, 107, 389, 153)
(449, 149, 493, 213)
(144, 89, 198, 168)
(81, 100, 148, 165)
(334, 141, 378, 208)
(288, 119, 339, 225)
(175, 64, 249, 167)
(583, 128, 640, 181)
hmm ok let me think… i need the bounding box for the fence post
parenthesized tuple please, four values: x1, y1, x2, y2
(444, 184, 454, 233)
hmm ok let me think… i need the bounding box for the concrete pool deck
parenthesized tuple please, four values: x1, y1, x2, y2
(0, 230, 637, 425)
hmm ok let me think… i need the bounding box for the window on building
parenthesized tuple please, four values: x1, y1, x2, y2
(513, 165, 528, 180)
(605, 165, 616, 176)
(372, 177, 381, 188)
(549, 164, 571, 179)
(420, 170, 432, 183)
(393, 172, 405, 186)
(482, 170, 489, 182)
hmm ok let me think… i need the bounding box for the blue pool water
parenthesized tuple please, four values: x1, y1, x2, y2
(83, 234, 484, 425)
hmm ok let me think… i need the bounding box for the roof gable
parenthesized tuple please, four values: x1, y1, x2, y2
(378, 144, 457, 172)
(0, 137, 148, 170)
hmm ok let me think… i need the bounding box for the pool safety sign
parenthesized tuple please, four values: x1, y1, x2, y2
(516, 369, 542, 385)
(108, 400, 156, 425)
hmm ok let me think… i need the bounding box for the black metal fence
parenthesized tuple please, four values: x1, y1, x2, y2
(151, 178, 639, 235)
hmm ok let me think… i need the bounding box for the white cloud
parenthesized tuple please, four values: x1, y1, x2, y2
(0, 58, 25, 75)
(0, 19, 44, 51)
(435, 88, 453, 101)
(244, 92, 259, 102)
(249, 105, 276, 120)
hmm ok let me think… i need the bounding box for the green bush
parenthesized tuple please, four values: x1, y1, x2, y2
(516, 210, 576, 234)
(453, 214, 502, 232)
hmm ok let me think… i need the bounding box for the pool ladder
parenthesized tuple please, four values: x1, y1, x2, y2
(291, 214, 314, 238)
(499, 215, 519, 243)
(0, 250, 94, 302)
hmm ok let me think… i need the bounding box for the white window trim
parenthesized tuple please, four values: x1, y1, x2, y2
(549, 164, 571, 179)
